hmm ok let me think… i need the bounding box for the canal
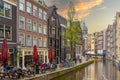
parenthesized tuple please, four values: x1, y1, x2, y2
(51, 60, 120, 80)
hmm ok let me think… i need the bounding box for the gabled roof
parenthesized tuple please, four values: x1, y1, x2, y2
(48, 5, 58, 18)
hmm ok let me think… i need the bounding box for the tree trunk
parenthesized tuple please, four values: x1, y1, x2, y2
(70, 41, 73, 61)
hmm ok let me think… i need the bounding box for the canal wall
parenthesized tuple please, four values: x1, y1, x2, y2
(25, 60, 94, 80)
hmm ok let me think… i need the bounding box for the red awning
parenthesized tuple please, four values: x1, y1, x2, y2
(1, 39, 8, 66)
(33, 45, 39, 64)
(48, 47, 54, 62)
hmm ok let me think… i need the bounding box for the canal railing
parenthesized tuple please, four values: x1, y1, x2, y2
(25, 59, 94, 80)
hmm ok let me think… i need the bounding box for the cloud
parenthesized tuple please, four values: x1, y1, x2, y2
(99, 6, 106, 10)
(45, 0, 103, 19)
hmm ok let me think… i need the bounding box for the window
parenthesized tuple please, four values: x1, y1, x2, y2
(4, 3, 12, 18)
(19, 33, 24, 45)
(26, 2, 31, 13)
(0, 24, 12, 39)
(0, 2, 12, 18)
(26, 19, 31, 31)
(0, 24, 4, 38)
(38, 24, 42, 33)
(19, 0, 25, 11)
(43, 38, 47, 47)
(19, 16, 25, 29)
(33, 36, 37, 46)
(33, 22, 37, 32)
(43, 25, 47, 34)
(33, 5, 37, 17)
(5, 25, 11, 39)
(39, 8, 42, 19)
(43, 11, 47, 21)
(38, 38, 42, 47)
(26, 35, 31, 46)
(52, 27, 55, 35)
(0, 6, 4, 16)
(51, 16, 55, 21)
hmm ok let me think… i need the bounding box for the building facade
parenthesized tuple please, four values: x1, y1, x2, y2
(97, 30, 104, 54)
(17, 0, 48, 68)
(59, 15, 67, 61)
(115, 12, 120, 59)
(73, 20, 82, 61)
(87, 34, 92, 51)
(0, 0, 17, 65)
(48, 5, 61, 64)
(81, 22, 88, 54)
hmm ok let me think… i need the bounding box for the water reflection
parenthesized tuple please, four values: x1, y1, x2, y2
(52, 60, 120, 80)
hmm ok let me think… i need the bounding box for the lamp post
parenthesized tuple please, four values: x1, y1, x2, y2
(17, 41, 23, 67)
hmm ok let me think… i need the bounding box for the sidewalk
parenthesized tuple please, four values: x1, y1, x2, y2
(24, 60, 93, 80)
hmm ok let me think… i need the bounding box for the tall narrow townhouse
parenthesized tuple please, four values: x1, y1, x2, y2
(17, 0, 48, 68)
(116, 12, 120, 60)
(87, 34, 91, 51)
(106, 25, 112, 58)
(110, 22, 117, 59)
(97, 30, 105, 55)
(48, 5, 61, 64)
(91, 33, 95, 53)
(81, 22, 88, 54)
(0, 0, 17, 65)
(59, 15, 67, 61)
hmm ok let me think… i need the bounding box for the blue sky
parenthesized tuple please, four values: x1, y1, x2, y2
(45, 0, 120, 33)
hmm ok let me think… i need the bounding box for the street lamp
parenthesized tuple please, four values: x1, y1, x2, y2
(17, 41, 23, 67)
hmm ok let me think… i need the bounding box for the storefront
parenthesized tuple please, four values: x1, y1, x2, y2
(17, 47, 48, 68)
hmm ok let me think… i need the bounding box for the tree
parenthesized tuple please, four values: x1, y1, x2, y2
(62, 1, 82, 60)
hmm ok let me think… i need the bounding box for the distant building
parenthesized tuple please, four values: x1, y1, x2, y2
(106, 22, 117, 59)
(97, 30, 105, 54)
(87, 34, 92, 51)
(81, 22, 88, 54)
(115, 12, 120, 59)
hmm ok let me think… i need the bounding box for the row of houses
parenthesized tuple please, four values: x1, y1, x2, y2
(87, 12, 120, 60)
(0, 0, 88, 68)
(0, 0, 70, 68)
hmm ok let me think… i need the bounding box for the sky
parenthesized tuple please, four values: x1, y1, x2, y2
(44, 0, 120, 34)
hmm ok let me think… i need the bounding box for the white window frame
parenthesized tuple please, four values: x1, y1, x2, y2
(0, 2, 12, 19)
(33, 5, 37, 17)
(38, 37, 42, 47)
(39, 8, 42, 19)
(26, 2, 31, 13)
(26, 18, 31, 31)
(19, 33, 25, 46)
(43, 38, 47, 47)
(33, 22, 37, 32)
(43, 11, 47, 21)
(0, 24, 12, 40)
(19, 0, 25, 11)
(33, 36, 37, 46)
(38, 24, 42, 33)
(43, 25, 47, 34)
(19, 16, 25, 29)
(26, 34, 32, 46)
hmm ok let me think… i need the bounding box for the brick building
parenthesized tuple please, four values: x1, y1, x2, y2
(17, 0, 48, 68)
(48, 5, 61, 63)
(0, 0, 17, 65)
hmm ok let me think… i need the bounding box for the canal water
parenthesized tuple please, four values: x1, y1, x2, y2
(52, 60, 120, 80)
